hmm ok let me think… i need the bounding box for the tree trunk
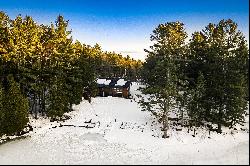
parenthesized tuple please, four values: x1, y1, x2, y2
(217, 109, 222, 133)
(38, 93, 42, 113)
(180, 107, 184, 126)
(41, 87, 45, 116)
(162, 101, 169, 138)
(31, 97, 35, 114)
(217, 123, 222, 133)
(34, 94, 38, 119)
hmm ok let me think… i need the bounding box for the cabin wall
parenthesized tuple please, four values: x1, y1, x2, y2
(122, 88, 129, 98)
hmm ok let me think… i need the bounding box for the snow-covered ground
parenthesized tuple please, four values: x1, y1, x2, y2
(0, 82, 249, 165)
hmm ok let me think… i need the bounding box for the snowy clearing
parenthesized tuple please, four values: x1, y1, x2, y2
(0, 82, 249, 165)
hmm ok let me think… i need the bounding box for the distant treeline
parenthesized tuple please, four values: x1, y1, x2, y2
(0, 11, 142, 136)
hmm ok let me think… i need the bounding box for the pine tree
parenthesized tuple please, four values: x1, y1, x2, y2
(47, 75, 70, 120)
(186, 72, 206, 127)
(140, 22, 187, 138)
(1, 75, 29, 135)
(188, 19, 249, 132)
(0, 11, 143, 122)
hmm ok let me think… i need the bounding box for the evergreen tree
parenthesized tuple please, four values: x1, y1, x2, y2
(140, 22, 187, 138)
(1, 75, 29, 135)
(47, 75, 69, 120)
(0, 11, 143, 125)
(188, 19, 249, 132)
(186, 72, 206, 127)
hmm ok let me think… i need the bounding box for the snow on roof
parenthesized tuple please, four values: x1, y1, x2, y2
(97, 78, 130, 87)
(97, 79, 111, 85)
(97, 79, 106, 84)
(115, 79, 127, 86)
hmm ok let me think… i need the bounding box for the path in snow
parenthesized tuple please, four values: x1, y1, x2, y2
(0, 82, 249, 164)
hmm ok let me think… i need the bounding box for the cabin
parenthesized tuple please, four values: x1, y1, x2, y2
(97, 78, 132, 98)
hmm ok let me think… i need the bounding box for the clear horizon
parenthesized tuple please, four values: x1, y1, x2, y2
(0, 0, 249, 60)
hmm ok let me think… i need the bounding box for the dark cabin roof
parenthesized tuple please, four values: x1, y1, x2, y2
(123, 81, 132, 88)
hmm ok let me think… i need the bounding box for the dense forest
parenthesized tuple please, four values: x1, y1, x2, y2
(140, 19, 249, 137)
(0, 12, 142, 136)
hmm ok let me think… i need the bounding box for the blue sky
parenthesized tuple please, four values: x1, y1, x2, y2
(0, 0, 249, 60)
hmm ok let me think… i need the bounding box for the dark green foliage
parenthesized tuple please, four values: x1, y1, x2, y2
(0, 11, 141, 123)
(47, 76, 70, 119)
(140, 22, 188, 138)
(0, 11, 142, 136)
(141, 19, 249, 136)
(186, 19, 249, 132)
(186, 72, 206, 127)
(0, 76, 29, 135)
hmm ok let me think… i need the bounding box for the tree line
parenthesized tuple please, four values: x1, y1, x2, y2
(140, 19, 249, 138)
(85, 44, 143, 81)
(0, 11, 142, 136)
